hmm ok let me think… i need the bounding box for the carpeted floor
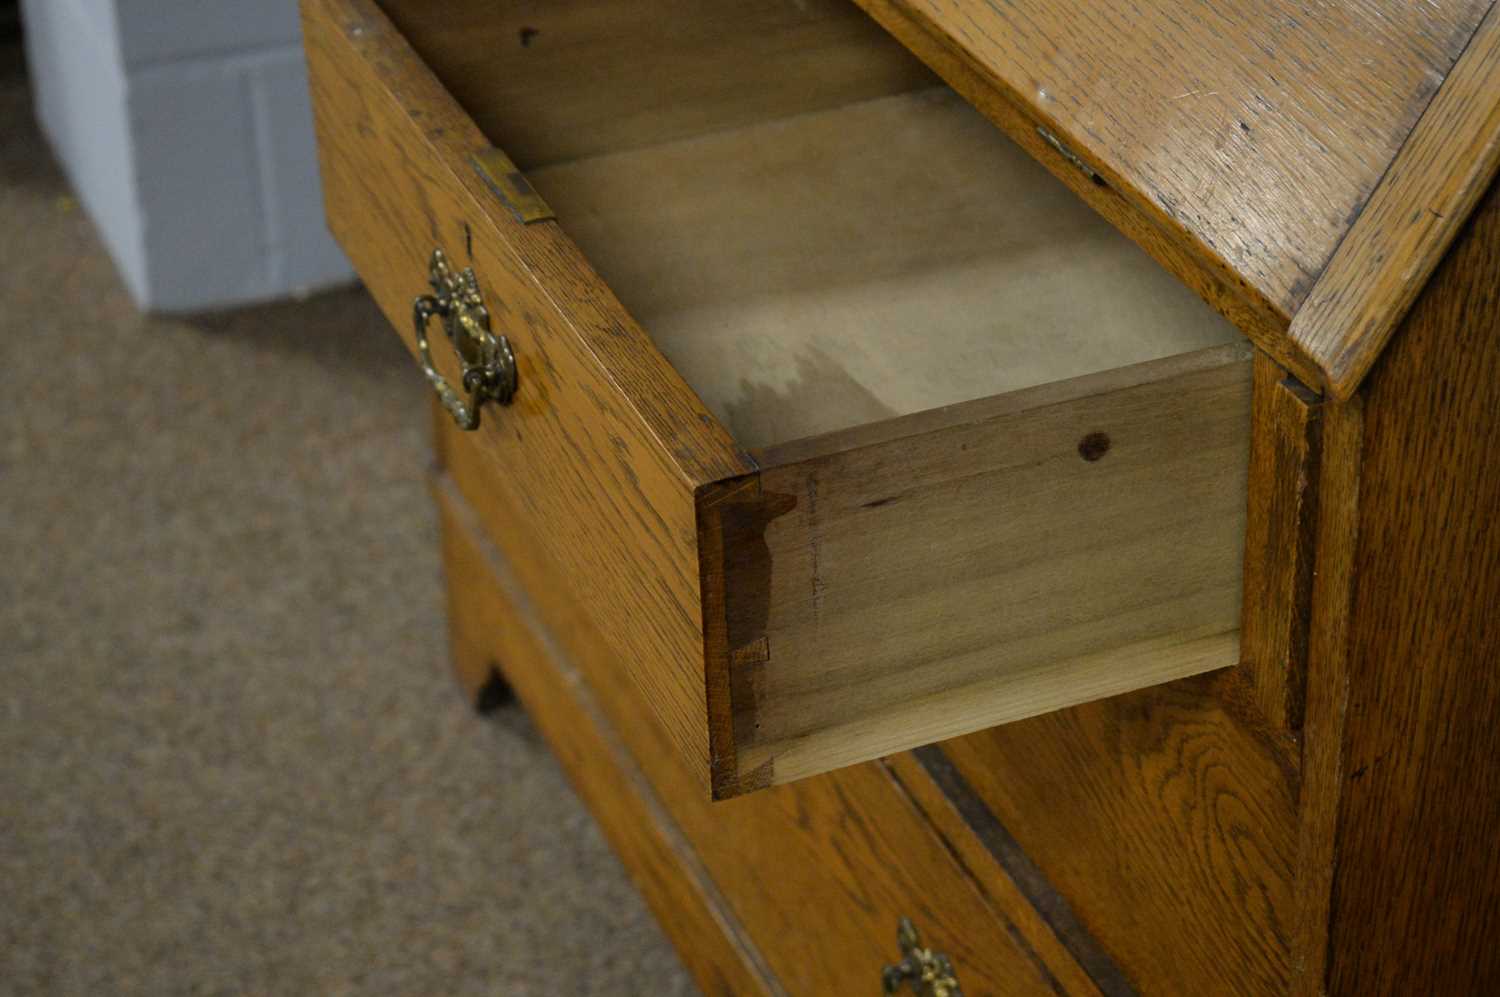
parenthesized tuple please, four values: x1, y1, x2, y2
(0, 40, 692, 997)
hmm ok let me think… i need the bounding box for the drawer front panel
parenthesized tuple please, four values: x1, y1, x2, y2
(303, 0, 753, 786)
(704, 348, 1255, 792)
(433, 471, 1093, 996)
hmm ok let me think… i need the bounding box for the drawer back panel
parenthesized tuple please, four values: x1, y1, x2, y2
(376, 0, 938, 167)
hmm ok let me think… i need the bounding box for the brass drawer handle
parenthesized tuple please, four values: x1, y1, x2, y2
(413, 248, 518, 430)
(882, 918, 963, 996)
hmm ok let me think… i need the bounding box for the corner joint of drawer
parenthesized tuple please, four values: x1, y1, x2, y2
(471, 147, 555, 224)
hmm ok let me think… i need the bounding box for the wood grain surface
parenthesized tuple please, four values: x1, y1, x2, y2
(1319, 173, 1500, 994)
(884, 752, 1107, 997)
(375, 0, 935, 167)
(1286, 395, 1363, 996)
(1289, 4, 1500, 400)
(941, 677, 1300, 995)
(852, 0, 1492, 361)
(304, 0, 754, 786)
(1239, 353, 1322, 732)
(703, 346, 1253, 793)
(889, 750, 1128, 996)
(525, 86, 1237, 449)
(436, 481, 780, 997)
(432, 455, 1074, 995)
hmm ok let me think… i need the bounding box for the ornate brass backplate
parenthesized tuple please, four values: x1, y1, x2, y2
(882, 918, 964, 997)
(412, 248, 518, 430)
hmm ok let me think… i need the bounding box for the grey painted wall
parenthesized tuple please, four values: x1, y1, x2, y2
(20, 0, 352, 311)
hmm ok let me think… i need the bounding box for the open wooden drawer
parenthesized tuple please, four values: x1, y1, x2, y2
(305, 0, 1253, 797)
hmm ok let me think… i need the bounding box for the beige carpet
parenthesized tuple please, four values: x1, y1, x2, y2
(0, 40, 691, 997)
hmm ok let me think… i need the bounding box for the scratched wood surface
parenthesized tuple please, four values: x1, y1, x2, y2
(432, 454, 1071, 995)
(1288, 3, 1500, 400)
(1318, 174, 1500, 995)
(375, 0, 935, 167)
(702, 346, 1252, 794)
(1238, 352, 1322, 733)
(942, 677, 1300, 995)
(853, 0, 1494, 390)
(304, 0, 754, 786)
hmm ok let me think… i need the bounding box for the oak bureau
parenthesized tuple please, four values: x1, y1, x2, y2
(300, 0, 1500, 992)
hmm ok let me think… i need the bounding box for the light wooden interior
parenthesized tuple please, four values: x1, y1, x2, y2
(714, 345, 1253, 787)
(529, 90, 1241, 448)
(384, 0, 1243, 450)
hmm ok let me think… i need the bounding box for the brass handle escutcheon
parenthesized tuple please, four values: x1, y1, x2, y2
(412, 248, 517, 431)
(882, 918, 963, 997)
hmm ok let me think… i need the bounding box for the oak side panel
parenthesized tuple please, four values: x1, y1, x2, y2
(435, 488, 779, 997)
(304, 0, 755, 785)
(853, 0, 1490, 339)
(431, 462, 1073, 996)
(375, 0, 936, 167)
(1322, 168, 1500, 995)
(1239, 352, 1323, 732)
(1289, 4, 1500, 400)
(943, 678, 1300, 995)
(1287, 397, 1364, 996)
(704, 346, 1252, 791)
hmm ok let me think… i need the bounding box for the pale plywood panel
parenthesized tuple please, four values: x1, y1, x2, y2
(531, 90, 1240, 449)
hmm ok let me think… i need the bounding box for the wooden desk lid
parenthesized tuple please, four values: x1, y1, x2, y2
(860, 0, 1500, 398)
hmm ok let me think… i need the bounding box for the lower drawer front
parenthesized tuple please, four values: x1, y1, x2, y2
(435, 484, 773, 997)
(433, 474, 1092, 997)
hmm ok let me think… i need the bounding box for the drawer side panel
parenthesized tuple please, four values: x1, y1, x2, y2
(710, 345, 1254, 788)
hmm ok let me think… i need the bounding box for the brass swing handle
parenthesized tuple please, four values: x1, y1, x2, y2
(882, 918, 964, 997)
(412, 248, 518, 431)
